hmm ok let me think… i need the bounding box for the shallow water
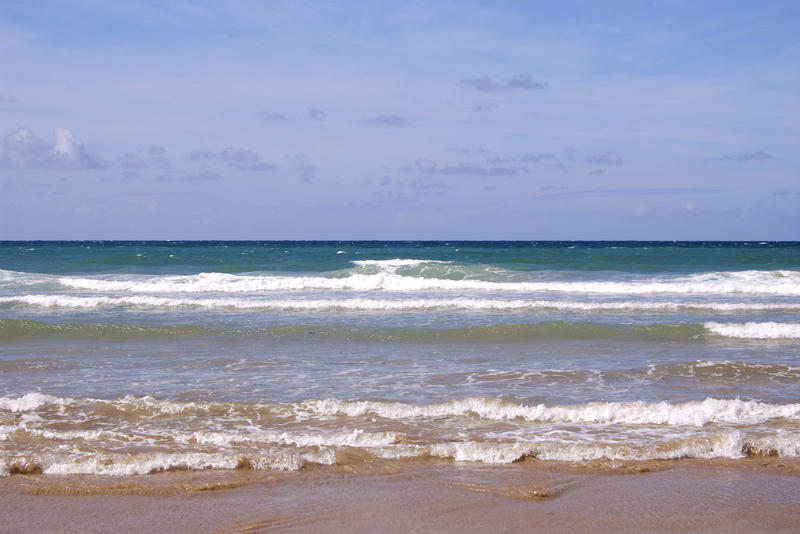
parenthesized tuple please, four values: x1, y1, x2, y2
(1, 241, 799, 475)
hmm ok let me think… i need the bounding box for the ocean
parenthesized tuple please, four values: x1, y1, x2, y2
(1, 241, 799, 476)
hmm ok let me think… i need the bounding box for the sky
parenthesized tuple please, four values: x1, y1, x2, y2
(0, 0, 798, 240)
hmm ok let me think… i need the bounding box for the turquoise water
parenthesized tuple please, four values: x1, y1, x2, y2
(2, 241, 798, 274)
(1, 241, 799, 475)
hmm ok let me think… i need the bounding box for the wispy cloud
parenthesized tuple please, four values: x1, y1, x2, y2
(716, 151, 775, 162)
(540, 185, 566, 192)
(563, 149, 578, 163)
(257, 111, 287, 122)
(238, 162, 278, 171)
(147, 146, 170, 169)
(460, 74, 547, 92)
(415, 158, 526, 177)
(408, 177, 450, 196)
(221, 148, 277, 171)
(584, 151, 623, 166)
(220, 147, 260, 163)
(308, 109, 326, 121)
(188, 149, 215, 161)
(187, 147, 277, 171)
(118, 153, 148, 169)
(520, 152, 557, 163)
(364, 115, 406, 126)
(298, 165, 318, 183)
(472, 103, 497, 112)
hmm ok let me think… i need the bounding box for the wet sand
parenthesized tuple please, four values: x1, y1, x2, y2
(2, 459, 800, 533)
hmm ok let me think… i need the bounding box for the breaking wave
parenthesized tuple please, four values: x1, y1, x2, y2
(704, 321, 800, 339)
(3, 294, 799, 313)
(3, 393, 800, 475)
(2, 267, 799, 295)
(4, 393, 799, 426)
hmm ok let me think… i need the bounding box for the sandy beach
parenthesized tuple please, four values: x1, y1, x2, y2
(3, 459, 800, 533)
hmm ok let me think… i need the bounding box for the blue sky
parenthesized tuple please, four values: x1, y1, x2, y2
(1, 0, 798, 239)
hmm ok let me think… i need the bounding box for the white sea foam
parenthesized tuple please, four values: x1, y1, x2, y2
(0, 447, 336, 477)
(705, 322, 800, 339)
(293, 397, 800, 426)
(749, 432, 800, 457)
(2, 446, 343, 476)
(0, 392, 74, 412)
(3, 430, 797, 475)
(181, 428, 399, 448)
(4, 392, 800, 472)
(374, 432, 800, 463)
(532, 431, 751, 461)
(248, 452, 306, 471)
(0, 393, 210, 415)
(20, 428, 114, 441)
(1, 267, 796, 295)
(429, 441, 533, 463)
(4, 294, 799, 313)
(6, 394, 797, 427)
(111, 394, 216, 415)
(351, 258, 451, 267)
(43, 452, 244, 475)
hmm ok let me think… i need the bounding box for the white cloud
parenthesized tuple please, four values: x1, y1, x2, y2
(2, 127, 104, 169)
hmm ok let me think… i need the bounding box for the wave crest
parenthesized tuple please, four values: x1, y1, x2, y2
(2, 267, 799, 295)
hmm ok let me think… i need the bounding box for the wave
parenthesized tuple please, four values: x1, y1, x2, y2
(290, 396, 800, 426)
(1, 451, 317, 476)
(3, 431, 798, 476)
(464, 360, 800, 386)
(3, 430, 799, 476)
(4, 393, 799, 427)
(350, 259, 452, 267)
(704, 322, 800, 339)
(3, 294, 799, 313)
(424, 431, 800, 462)
(3, 267, 800, 295)
(3, 394, 800, 474)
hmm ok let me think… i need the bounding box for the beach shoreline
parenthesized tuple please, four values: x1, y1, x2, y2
(3, 458, 800, 533)
(3, 242, 799, 531)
